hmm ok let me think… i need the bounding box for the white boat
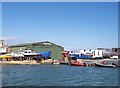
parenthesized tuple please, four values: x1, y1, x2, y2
(52, 60, 60, 65)
(22, 49, 38, 56)
(110, 56, 118, 59)
(95, 62, 116, 68)
(11, 52, 24, 57)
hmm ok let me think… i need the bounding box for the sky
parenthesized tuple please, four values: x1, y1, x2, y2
(2, 2, 118, 50)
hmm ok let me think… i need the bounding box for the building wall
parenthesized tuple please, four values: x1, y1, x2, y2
(93, 50, 102, 58)
(51, 45, 63, 59)
(9, 46, 27, 52)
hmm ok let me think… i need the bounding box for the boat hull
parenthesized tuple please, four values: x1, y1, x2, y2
(70, 61, 86, 66)
(95, 63, 116, 68)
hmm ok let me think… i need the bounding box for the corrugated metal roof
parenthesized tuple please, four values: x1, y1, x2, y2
(8, 41, 64, 48)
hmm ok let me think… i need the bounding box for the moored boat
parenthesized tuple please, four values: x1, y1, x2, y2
(95, 62, 116, 68)
(70, 61, 86, 66)
(0, 54, 12, 59)
(52, 60, 60, 65)
(23, 49, 38, 56)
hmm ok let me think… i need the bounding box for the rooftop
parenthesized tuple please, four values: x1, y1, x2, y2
(9, 41, 63, 48)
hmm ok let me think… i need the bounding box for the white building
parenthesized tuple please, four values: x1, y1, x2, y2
(93, 50, 103, 58)
(80, 49, 103, 58)
(0, 40, 8, 54)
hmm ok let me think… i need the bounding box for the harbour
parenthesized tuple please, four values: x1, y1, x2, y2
(1, 2, 119, 87)
(0, 40, 119, 87)
(0, 40, 119, 67)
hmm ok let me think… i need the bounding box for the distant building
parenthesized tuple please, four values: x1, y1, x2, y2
(97, 48, 104, 50)
(112, 48, 120, 53)
(0, 40, 8, 54)
(105, 48, 111, 52)
(80, 49, 103, 58)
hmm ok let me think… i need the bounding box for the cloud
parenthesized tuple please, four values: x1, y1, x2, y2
(0, 36, 22, 40)
(0, 36, 25, 46)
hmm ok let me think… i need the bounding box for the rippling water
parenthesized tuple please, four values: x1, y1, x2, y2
(2, 64, 119, 86)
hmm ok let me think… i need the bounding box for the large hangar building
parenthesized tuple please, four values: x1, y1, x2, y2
(8, 41, 64, 59)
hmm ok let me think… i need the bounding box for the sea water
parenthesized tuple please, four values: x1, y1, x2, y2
(2, 64, 119, 86)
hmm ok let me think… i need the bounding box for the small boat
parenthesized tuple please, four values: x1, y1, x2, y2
(11, 52, 24, 57)
(95, 62, 116, 68)
(70, 61, 86, 66)
(52, 60, 60, 65)
(23, 49, 38, 56)
(0, 54, 12, 59)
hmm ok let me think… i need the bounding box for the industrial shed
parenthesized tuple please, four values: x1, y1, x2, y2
(8, 41, 64, 59)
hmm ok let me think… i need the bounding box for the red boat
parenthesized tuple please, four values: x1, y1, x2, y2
(70, 61, 86, 66)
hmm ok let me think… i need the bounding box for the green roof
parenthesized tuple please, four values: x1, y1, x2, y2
(9, 41, 64, 48)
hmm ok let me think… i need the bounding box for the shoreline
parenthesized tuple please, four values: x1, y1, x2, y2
(0, 59, 119, 65)
(0, 60, 40, 65)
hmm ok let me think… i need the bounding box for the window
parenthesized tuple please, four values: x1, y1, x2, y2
(98, 51, 99, 55)
(94, 51, 95, 56)
(24, 51, 27, 53)
(115, 49, 117, 53)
